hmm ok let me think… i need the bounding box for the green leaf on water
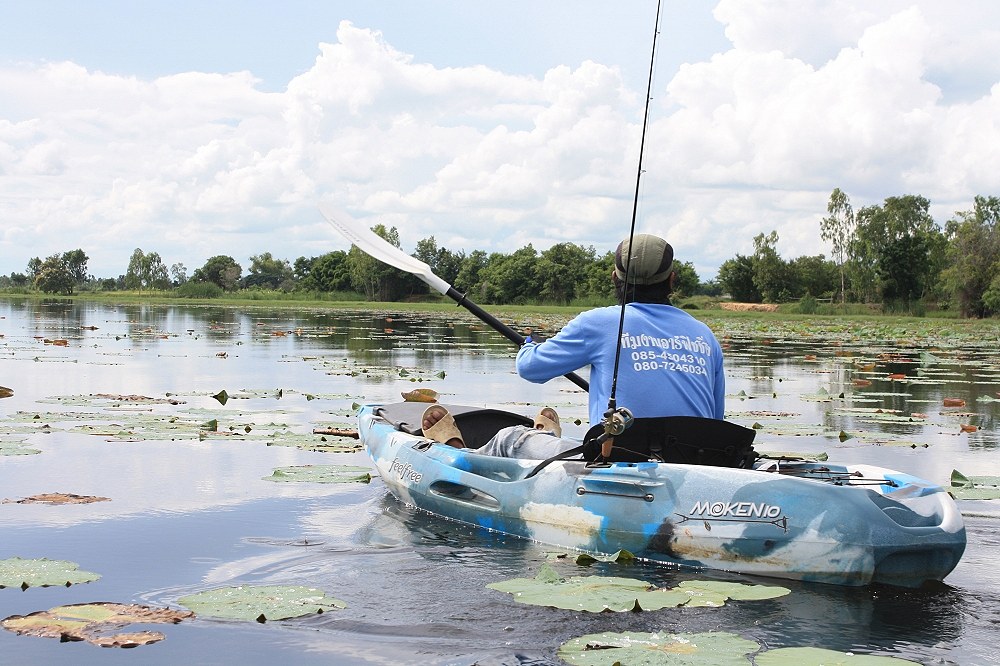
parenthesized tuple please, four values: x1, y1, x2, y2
(575, 550, 636, 566)
(756, 646, 919, 665)
(263, 465, 372, 484)
(177, 584, 346, 622)
(0, 557, 101, 589)
(758, 451, 830, 462)
(801, 387, 835, 402)
(950, 469, 1000, 500)
(265, 432, 364, 453)
(201, 418, 218, 432)
(0, 440, 41, 456)
(486, 564, 788, 612)
(212, 390, 229, 405)
(678, 580, 790, 604)
(558, 630, 759, 665)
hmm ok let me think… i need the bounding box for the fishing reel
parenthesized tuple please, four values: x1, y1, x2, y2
(589, 406, 633, 461)
(600, 406, 634, 437)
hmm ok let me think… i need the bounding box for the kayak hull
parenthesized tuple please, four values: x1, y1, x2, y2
(359, 403, 966, 587)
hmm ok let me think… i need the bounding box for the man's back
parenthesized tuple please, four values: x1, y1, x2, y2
(516, 302, 725, 426)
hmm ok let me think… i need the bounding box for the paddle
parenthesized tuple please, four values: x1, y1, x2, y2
(318, 203, 590, 392)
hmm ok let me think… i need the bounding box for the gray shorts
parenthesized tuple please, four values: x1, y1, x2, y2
(473, 425, 576, 459)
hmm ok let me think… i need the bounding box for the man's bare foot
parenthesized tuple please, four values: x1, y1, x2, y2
(421, 405, 465, 448)
(534, 407, 561, 438)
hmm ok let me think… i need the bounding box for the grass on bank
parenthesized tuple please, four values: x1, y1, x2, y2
(0, 286, 981, 324)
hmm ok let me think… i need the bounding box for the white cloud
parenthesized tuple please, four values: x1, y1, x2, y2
(1, 6, 999, 281)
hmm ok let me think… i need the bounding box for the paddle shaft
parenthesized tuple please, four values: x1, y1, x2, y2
(443, 286, 590, 392)
(317, 203, 590, 392)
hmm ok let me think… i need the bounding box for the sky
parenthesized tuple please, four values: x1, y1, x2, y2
(2, 1, 999, 282)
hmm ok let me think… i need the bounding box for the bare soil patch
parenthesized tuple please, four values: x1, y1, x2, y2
(720, 302, 779, 312)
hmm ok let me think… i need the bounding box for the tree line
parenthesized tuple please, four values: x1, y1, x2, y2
(3, 190, 999, 316)
(1, 231, 706, 306)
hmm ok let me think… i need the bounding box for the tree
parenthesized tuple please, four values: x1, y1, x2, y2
(537, 243, 593, 304)
(414, 236, 464, 289)
(478, 245, 540, 304)
(698, 280, 724, 297)
(170, 263, 188, 286)
(61, 249, 89, 284)
(942, 195, 1000, 316)
(455, 250, 488, 296)
(879, 234, 929, 309)
(820, 188, 855, 305)
(345, 225, 408, 300)
(244, 252, 294, 290)
(581, 250, 616, 303)
(125, 249, 170, 291)
(751, 231, 791, 302)
(192, 256, 242, 291)
(125, 249, 146, 291)
(26, 257, 42, 278)
(302, 251, 351, 292)
(34, 255, 75, 294)
(293, 256, 315, 282)
(851, 195, 943, 307)
(789, 255, 838, 299)
(671, 261, 700, 299)
(717, 254, 760, 302)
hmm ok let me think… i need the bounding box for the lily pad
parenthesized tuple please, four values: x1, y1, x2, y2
(0, 441, 42, 456)
(177, 584, 346, 622)
(756, 646, 919, 664)
(0, 557, 101, 590)
(265, 432, 364, 453)
(575, 549, 636, 566)
(2, 602, 191, 648)
(558, 630, 759, 665)
(758, 451, 829, 462)
(401, 388, 438, 402)
(486, 564, 788, 612)
(3, 493, 110, 505)
(263, 465, 372, 484)
(676, 580, 790, 605)
(950, 469, 1000, 500)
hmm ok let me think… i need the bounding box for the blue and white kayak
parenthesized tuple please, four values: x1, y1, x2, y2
(358, 402, 966, 587)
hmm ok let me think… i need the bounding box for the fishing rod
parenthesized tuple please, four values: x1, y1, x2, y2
(594, 0, 663, 455)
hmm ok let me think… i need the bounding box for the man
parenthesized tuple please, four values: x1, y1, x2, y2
(422, 233, 726, 457)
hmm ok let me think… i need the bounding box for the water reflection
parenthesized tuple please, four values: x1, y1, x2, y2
(1, 300, 999, 665)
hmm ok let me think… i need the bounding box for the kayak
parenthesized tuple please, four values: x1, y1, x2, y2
(358, 402, 966, 587)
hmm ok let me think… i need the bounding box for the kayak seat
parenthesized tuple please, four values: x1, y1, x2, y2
(581, 416, 758, 468)
(374, 402, 532, 450)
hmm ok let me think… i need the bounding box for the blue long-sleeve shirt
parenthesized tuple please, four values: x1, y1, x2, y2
(516, 303, 725, 427)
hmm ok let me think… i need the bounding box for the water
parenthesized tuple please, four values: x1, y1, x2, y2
(1, 299, 998, 665)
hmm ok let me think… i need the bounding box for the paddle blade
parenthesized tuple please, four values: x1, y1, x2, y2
(317, 203, 450, 295)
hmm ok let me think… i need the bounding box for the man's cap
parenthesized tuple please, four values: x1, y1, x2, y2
(614, 234, 674, 285)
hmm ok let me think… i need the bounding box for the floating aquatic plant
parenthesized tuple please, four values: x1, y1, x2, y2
(178, 584, 346, 622)
(2, 602, 191, 648)
(0, 557, 101, 590)
(557, 630, 759, 665)
(486, 564, 789, 612)
(950, 469, 1000, 500)
(263, 465, 372, 484)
